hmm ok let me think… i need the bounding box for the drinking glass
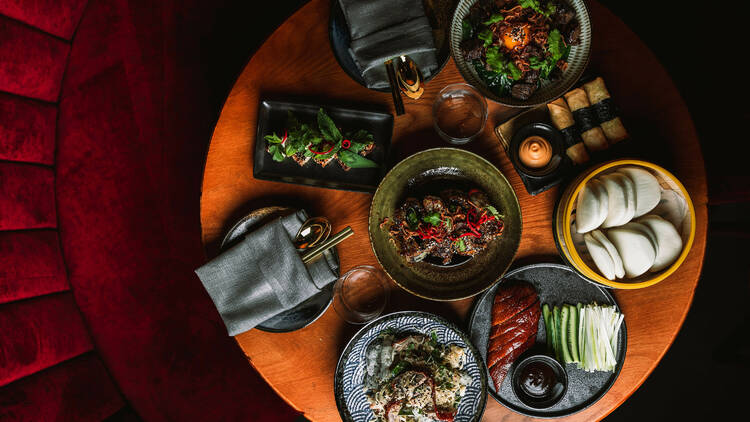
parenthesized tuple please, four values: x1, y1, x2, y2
(332, 265, 389, 324)
(432, 83, 488, 144)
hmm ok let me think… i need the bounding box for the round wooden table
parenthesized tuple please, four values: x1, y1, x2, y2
(200, 1, 707, 420)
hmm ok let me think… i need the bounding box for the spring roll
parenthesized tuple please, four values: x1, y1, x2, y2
(564, 88, 608, 152)
(547, 98, 589, 164)
(583, 77, 628, 144)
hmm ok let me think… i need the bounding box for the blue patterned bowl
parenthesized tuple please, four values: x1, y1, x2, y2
(334, 311, 488, 421)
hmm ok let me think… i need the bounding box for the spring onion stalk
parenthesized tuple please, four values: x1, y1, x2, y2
(542, 302, 624, 372)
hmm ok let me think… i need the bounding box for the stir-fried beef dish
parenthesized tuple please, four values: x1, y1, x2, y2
(460, 0, 581, 100)
(381, 188, 504, 265)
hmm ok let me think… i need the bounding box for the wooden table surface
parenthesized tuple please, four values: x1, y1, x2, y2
(200, 0, 707, 420)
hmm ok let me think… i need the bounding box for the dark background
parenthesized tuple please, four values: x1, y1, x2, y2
(192, 0, 749, 419)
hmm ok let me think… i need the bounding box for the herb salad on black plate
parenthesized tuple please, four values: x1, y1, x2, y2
(460, 0, 581, 101)
(264, 108, 378, 171)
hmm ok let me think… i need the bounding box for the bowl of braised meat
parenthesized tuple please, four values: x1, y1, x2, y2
(450, 0, 591, 106)
(369, 148, 522, 301)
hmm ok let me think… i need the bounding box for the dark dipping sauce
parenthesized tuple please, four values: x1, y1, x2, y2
(519, 361, 557, 398)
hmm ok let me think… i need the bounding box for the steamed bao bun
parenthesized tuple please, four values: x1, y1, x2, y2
(576, 166, 683, 280)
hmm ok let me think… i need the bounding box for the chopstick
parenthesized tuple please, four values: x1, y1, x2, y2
(301, 226, 354, 264)
(384, 59, 405, 115)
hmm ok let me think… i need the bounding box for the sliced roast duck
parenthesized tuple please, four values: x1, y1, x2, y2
(487, 280, 540, 390)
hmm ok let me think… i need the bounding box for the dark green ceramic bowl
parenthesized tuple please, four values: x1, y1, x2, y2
(368, 148, 522, 301)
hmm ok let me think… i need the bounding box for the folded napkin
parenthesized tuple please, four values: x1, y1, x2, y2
(339, 0, 439, 90)
(196, 210, 338, 336)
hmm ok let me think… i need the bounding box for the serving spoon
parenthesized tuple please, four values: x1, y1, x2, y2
(396, 55, 424, 100)
(293, 217, 331, 250)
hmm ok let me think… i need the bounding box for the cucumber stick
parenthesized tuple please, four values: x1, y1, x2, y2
(542, 304, 553, 354)
(560, 307, 573, 363)
(552, 306, 561, 361)
(577, 303, 584, 368)
(567, 304, 580, 363)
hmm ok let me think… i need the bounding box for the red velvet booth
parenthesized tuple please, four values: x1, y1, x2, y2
(1, 1, 299, 420)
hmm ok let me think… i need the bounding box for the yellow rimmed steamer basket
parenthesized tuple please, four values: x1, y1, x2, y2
(554, 159, 696, 289)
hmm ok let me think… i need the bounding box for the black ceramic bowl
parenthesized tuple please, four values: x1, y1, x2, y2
(509, 122, 564, 178)
(511, 354, 568, 409)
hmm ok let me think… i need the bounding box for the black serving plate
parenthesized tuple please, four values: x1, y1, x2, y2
(220, 206, 339, 333)
(467, 263, 627, 418)
(254, 100, 393, 192)
(329, 0, 456, 92)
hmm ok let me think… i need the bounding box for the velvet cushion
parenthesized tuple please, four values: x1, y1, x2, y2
(0, 293, 93, 386)
(0, 230, 68, 304)
(0, 92, 57, 165)
(0, 0, 87, 40)
(0, 15, 69, 102)
(0, 353, 124, 421)
(0, 162, 56, 230)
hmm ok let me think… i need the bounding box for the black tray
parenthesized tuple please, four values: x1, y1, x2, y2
(254, 100, 393, 192)
(467, 263, 627, 418)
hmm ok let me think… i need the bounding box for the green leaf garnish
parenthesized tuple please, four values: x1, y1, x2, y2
(455, 238, 467, 252)
(486, 206, 502, 218)
(483, 13, 504, 25)
(317, 108, 342, 142)
(264, 133, 284, 144)
(337, 150, 378, 168)
(519, 0, 556, 17)
(421, 212, 442, 226)
(406, 209, 419, 229)
(391, 361, 408, 376)
(477, 28, 493, 47)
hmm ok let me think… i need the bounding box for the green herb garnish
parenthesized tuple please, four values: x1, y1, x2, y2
(518, 0, 556, 17)
(477, 28, 494, 47)
(338, 150, 378, 168)
(483, 13, 504, 25)
(391, 361, 408, 376)
(455, 238, 467, 252)
(485, 206, 502, 219)
(317, 108, 342, 143)
(265, 109, 376, 169)
(406, 209, 419, 229)
(422, 212, 443, 226)
(485, 47, 522, 81)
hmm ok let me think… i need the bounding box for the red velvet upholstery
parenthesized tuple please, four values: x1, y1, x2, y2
(0, 15, 69, 102)
(0, 92, 57, 165)
(0, 230, 68, 304)
(53, 0, 300, 420)
(0, 293, 93, 386)
(0, 0, 88, 39)
(1, 0, 300, 419)
(0, 162, 56, 230)
(0, 353, 125, 422)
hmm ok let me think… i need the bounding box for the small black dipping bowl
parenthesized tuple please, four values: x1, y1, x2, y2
(511, 354, 568, 409)
(509, 123, 564, 178)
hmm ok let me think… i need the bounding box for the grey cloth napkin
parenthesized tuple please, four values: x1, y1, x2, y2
(195, 210, 338, 336)
(339, 0, 439, 90)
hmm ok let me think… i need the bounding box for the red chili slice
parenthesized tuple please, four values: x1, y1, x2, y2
(308, 143, 335, 155)
(341, 139, 351, 149)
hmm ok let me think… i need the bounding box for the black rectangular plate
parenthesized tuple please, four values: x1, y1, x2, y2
(254, 100, 393, 192)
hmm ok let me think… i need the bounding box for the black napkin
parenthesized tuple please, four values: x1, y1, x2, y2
(339, 0, 439, 90)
